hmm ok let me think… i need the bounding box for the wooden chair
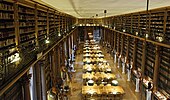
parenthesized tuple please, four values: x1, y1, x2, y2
(114, 92, 122, 100)
(101, 92, 108, 100)
(83, 80, 87, 86)
(107, 92, 114, 100)
(85, 92, 92, 99)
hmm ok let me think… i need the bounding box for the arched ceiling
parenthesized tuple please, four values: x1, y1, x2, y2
(41, 0, 170, 18)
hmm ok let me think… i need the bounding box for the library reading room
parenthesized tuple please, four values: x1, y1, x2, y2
(0, 0, 170, 100)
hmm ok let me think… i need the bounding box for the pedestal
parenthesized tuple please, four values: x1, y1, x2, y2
(127, 70, 131, 81)
(135, 78, 140, 92)
(122, 62, 125, 74)
(146, 89, 152, 100)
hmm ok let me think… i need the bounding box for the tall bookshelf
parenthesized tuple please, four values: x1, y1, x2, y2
(115, 16, 122, 31)
(59, 14, 63, 35)
(37, 5, 47, 45)
(122, 35, 127, 57)
(116, 32, 120, 53)
(128, 37, 134, 61)
(150, 11, 164, 40)
(45, 54, 52, 91)
(135, 39, 143, 70)
(18, 3, 36, 51)
(139, 13, 147, 37)
(48, 9, 55, 39)
(125, 14, 132, 33)
(158, 47, 170, 95)
(145, 42, 155, 79)
(132, 13, 139, 34)
(55, 12, 60, 35)
(1, 81, 23, 99)
(0, 1, 16, 83)
(122, 16, 126, 32)
(0, 1, 15, 50)
(165, 10, 170, 43)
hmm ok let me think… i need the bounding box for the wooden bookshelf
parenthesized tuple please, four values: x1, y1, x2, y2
(115, 16, 122, 31)
(55, 12, 60, 35)
(132, 13, 139, 34)
(128, 37, 134, 61)
(3, 81, 23, 99)
(0, 1, 15, 51)
(122, 35, 127, 57)
(150, 11, 164, 40)
(166, 10, 170, 43)
(37, 5, 47, 43)
(158, 47, 170, 95)
(44, 55, 52, 91)
(18, 2, 36, 51)
(0, 0, 76, 97)
(139, 13, 147, 37)
(48, 9, 55, 38)
(145, 42, 155, 79)
(135, 39, 143, 70)
(125, 14, 132, 33)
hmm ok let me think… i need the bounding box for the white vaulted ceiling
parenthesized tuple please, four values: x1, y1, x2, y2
(41, 0, 170, 18)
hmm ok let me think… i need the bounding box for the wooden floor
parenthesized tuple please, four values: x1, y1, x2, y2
(68, 43, 141, 100)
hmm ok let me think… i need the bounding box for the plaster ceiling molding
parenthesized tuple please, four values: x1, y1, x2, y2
(41, 0, 170, 18)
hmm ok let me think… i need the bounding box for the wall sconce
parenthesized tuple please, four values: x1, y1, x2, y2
(10, 52, 21, 63)
(45, 38, 50, 44)
(145, 34, 149, 38)
(123, 29, 126, 32)
(136, 32, 138, 36)
(58, 32, 61, 37)
(158, 37, 163, 42)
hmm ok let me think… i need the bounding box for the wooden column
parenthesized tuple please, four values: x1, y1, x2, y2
(109, 30, 112, 45)
(40, 59, 47, 100)
(130, 14, 133, 33)
(66, 37, 69, 59)
(103, 28, 106, 44)
(35, 4, 39, 47)
(132, 38, 137, 69)
(57, 45, 61, 76)
(21, 73, 32, 100)
(126, 36, 130, 60)
(113, 31, 116, 50)
(70, 36, 73, 61)
(47, 9, 49, 36)
(35, 63, 42, 100)
(141, 41, 146, 77)
(117, 33, 120, 54)
(52, 48, 57, 85)
(110, 31, 113, 47)
(153, 46, 160, 91)
(163, 10, 167, 38)
(85, 26, 87, 41)
(58, 13, 61, 35)
(14, 2, 20, 48)
(61, 42, 65, 66)
(120, 34, 124, 55)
